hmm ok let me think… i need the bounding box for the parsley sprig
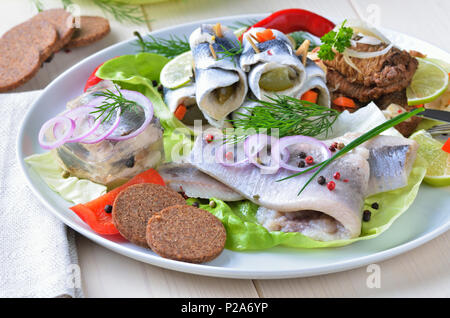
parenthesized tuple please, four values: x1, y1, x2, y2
(317, 19, 354, 61)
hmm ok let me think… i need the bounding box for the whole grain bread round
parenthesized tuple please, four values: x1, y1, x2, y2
(2, 19, 58, 63)
(32, 9, 75, 51)
(0, 38, 41, 92)
(66, 16, 110, 48)
(146, 205, 226, 263)
(112, 183, 186, 247)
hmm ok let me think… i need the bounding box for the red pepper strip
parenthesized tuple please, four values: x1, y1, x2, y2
(442, 138, 450, 154)
(70, 168, 165, 235)
(83, 56, 119, 92)
(249, 8, 335, 38)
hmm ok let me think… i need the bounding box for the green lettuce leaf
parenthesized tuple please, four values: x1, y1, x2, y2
(188, 154, 428, 251)
(25, 152, 107, 204)
(96, 53, 194, 161)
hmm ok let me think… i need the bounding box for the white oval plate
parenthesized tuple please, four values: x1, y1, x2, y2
(17, 14, 450, 279)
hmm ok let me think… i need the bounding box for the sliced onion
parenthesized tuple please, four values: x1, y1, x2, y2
(244, 134, 283, 174)
(278, 135, 331, 172)
(346, 43, 393, 59)
(89, 90, 154, 142)
(39, 116, 75, 150)
(80, 107, 121, 144)
(53, 106, 101, 143)
(216, 141, 249, 166)
(343, 50, 361, 73)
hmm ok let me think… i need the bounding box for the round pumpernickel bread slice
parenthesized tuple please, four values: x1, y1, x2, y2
(146, 205, 226, 263)
(0, 38, 41, 92)
(2, 19, 58, 63)
(112, 183, 186, 247)
(32, 9, 75, 51)
(66, 16, 110, 48)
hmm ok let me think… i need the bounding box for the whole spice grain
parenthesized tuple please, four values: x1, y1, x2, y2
(317, 176, 326, 185)
(363, 210, 371, 222)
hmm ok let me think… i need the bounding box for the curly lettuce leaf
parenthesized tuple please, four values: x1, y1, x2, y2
(96, 53, 194, 161)
(25, 152, 107, 205)
(188, 154, 427, 251)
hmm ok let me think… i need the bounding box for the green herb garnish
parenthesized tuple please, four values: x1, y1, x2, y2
(217, 41, 244, 64)
(229, 95, 340, 140)
(93, 0, 147, 25)
(317, 19, 353, 61)
(289, 31, 318, 51)
(91, 85, 139, 123)
(134, 31, 190, 59)
(277, 107, 425, 195)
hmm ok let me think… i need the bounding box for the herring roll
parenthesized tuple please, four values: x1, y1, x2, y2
(189, 24, 247, 122)
(240, 28, 306, 100)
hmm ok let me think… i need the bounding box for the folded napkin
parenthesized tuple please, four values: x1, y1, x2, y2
(0, 91, 83, 298)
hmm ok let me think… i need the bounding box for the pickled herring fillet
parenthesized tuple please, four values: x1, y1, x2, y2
(189, 24, 247, 121)
(188, 133, 418, 239)
(157, 163, 244, 201)
(239, 28, 306, 101)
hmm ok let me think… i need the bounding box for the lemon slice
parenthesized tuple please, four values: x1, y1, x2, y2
(407, 58, 449, 106)
(410, 130, 450, 187)
(160, 51, 194, 89)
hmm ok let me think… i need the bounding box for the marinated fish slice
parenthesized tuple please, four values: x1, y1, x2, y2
(157, 163, 244, 201)
(189, 133, 370, 238)
(240, 28, 306, 100)
(189, 24, 248, 122)
(231, 100, 259, 121)
(305, 58, 326, 81)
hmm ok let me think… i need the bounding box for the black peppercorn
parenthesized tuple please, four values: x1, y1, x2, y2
(298, 160, 306, 168)
(371, 202, 379, 210)
(192, 202, 199, 208)
(104, 205, 113, 213)
(363, 210, 371, 222)
(157, 85, 163, 92)
(317, 176, 326, 185)
(152, 80, 158, 87)
(125, 156, 135, 168)
(298, 152, 307, 159)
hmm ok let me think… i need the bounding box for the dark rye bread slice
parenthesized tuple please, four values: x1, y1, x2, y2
(2, 19, 58, 63)
(146, 205, 226, 263)
(112, 183, 186, 247)
(32, 9, 75, 51)
(66, 16, 110, 48)
(0, 38, 41, 92)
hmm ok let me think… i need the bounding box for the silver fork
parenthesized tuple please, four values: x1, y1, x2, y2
(427, 124, 450, 135)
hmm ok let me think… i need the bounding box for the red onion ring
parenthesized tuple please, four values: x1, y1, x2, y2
(89, 90, 154, 142)
(244, 134, 284, 174)
(53, 106, 101, 143)
(278, 135, 331, 172)
(38, 116, 75, 150)
(80, 107, 121, 144)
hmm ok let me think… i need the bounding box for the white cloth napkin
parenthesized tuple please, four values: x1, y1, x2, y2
(0, 90, 83, 298)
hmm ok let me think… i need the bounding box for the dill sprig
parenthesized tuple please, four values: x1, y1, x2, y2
(277, 107, 425, 195)
(30, 0, 44, 12)
(229, 95, 340, 140)
(93, 0, 147, 25)
(134, 31, 190, 58)
(91, 85, 139, 123)
(216, 41, 243, 64)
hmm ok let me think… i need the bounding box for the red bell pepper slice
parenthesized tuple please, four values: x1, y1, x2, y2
(83, 56, 119, 92)
(242, 9, 335, 42)
(70, 168, 165, 235)
(442, 138, 450, 154)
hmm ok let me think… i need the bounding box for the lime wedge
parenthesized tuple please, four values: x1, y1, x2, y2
(407, 58, 449, 106)
(424, 57, 450, 73)
(410, 130, 450, 186)
(160, 51, 194, 89)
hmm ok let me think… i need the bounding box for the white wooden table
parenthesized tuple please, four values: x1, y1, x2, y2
(3, 0, 449, 297)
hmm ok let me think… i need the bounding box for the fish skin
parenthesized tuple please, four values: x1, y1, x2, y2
(188, 133, 418, 239)
(189, 24, 248, 121)
(239, 28, 306, 101)
(164, 83, 196, 113)
(157, 163, 244, 201)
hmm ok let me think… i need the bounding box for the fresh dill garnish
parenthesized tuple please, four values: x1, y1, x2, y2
(91, 85, 139, 123)
(93, 0, 147, 25)
(277, 107, 425, 195)
(228, 95, 340, 140)
(30, 0, 44, 12)
(216, 41, 243, 64)
(226, 19, 259, 30)
(317, 19, 353, 61)
(289, 31, 318, 51)
(134, 31, 190, 59)
(60, 0, 74, 9)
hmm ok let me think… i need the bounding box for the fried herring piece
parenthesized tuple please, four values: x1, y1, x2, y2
(323, 43, 418, 88)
